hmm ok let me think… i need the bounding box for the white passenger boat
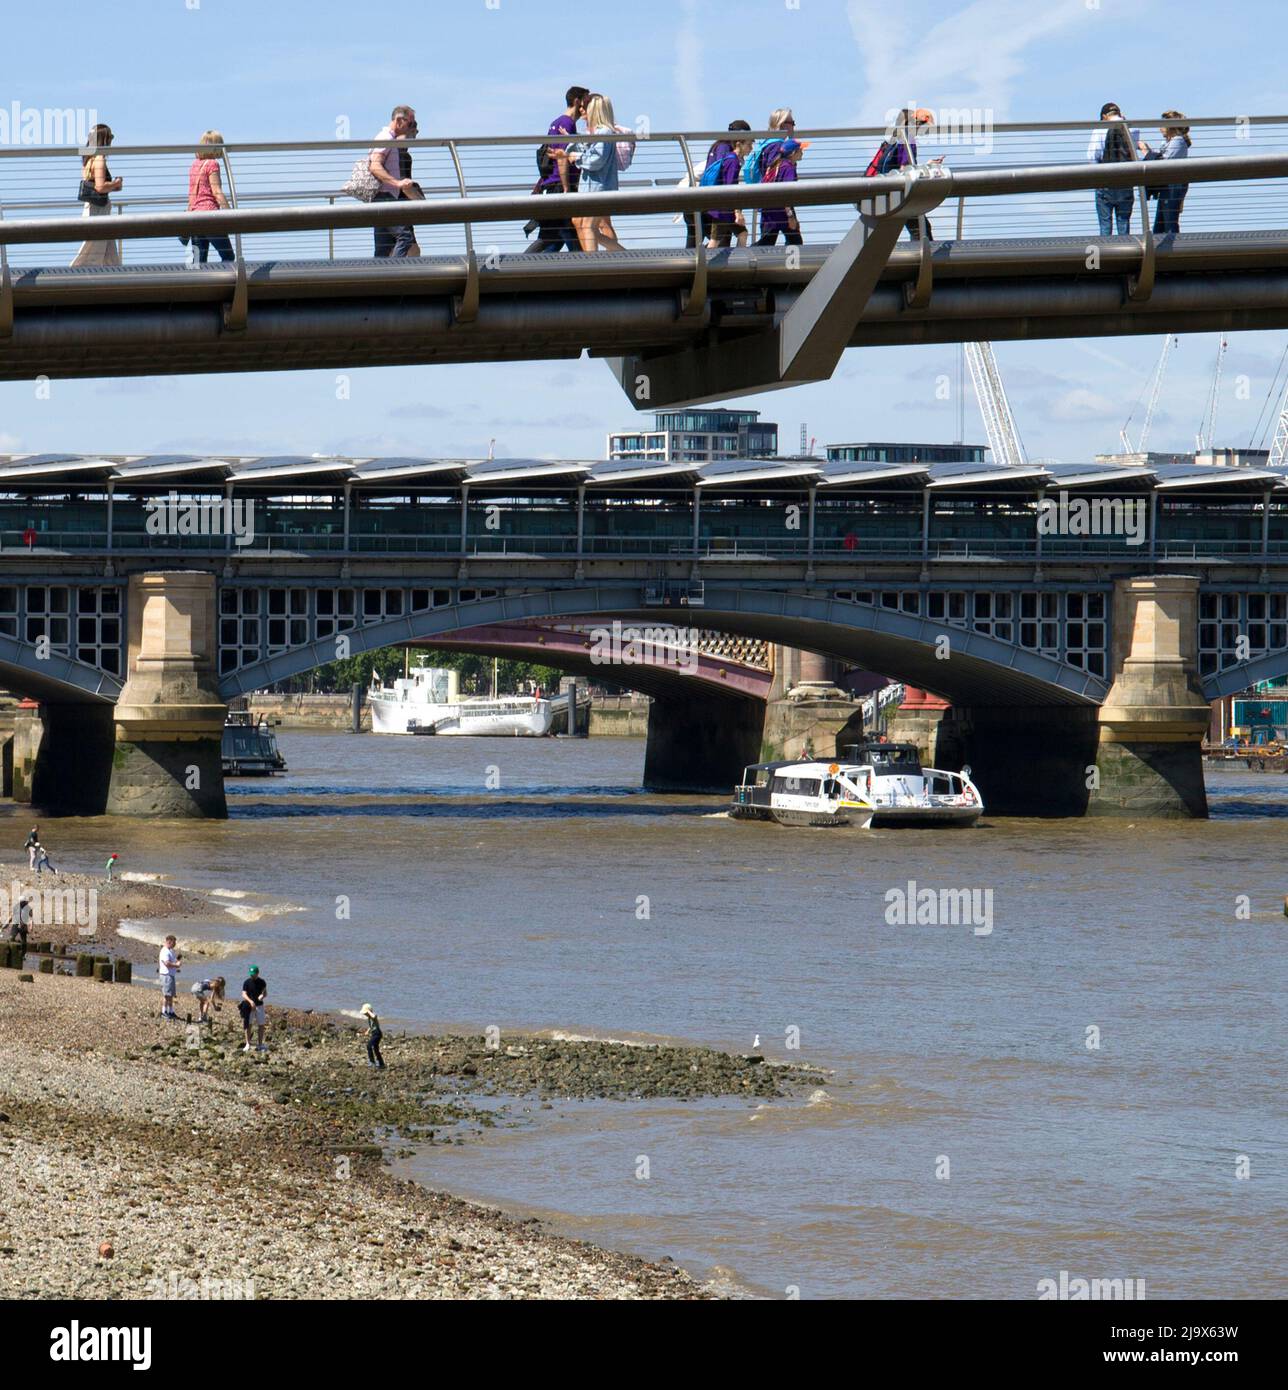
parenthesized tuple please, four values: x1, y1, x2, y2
(368, 663, 554, 737)
(731, 741, 983, 829)
(839, 740, 983, 827)
(730, 760, 876, 828)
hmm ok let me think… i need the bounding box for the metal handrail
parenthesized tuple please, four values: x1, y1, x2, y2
(3, 153, 1287, 248)
(1, 115, 1284, 161)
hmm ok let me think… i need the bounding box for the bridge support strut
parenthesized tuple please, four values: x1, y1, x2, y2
(608, 168, 949, 408)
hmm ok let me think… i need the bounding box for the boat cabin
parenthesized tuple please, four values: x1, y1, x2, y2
(839, 741, 924, 777)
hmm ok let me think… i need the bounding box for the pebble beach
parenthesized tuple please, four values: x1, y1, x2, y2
(0, 929, 820, 1299)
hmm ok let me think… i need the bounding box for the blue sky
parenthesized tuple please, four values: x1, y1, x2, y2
(2, 0, 1287, 462)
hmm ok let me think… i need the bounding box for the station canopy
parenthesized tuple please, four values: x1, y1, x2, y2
(0, 453, 1286, 499)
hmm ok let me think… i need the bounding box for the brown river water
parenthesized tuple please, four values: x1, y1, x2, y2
(15, 732, 1287, 1299)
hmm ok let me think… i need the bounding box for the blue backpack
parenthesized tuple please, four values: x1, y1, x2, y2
(699, 152, 733, 187)
(742, 138, 783, 185)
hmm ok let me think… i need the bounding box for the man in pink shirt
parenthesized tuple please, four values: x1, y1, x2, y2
(369, 104, 417, 258)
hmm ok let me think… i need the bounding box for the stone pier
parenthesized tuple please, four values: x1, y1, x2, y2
(884, 686, 951, 764)
(6, 698, 116, 815)
(105, 572, 228, 818)
(642, 691, 765, 793)
(1088, 575, 1210, 818)
(758, 644, 865, 763)
(928, 577, 1210, 818)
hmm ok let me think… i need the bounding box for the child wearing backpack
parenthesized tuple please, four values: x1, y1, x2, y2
(682, 120, 750, 248)
(754, 139, 804, 247)
(697, 123, 753, 249)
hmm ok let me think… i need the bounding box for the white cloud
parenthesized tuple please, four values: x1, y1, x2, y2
(846, 0, 1086, 121)
(1049, 387, 1119, 421)
(0, 433, 20, 452)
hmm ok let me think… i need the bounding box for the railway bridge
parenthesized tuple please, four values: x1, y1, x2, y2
(2, 452, 1288, 818)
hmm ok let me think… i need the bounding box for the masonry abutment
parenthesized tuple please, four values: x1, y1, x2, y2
(105, 571, 228, 818)
(1088, 575, 1210, 818)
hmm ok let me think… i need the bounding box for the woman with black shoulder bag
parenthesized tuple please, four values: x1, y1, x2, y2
(72, 123, 123, 267)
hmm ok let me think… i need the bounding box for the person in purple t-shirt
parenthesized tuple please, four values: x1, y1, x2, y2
(686, 119, 751, 250)
(755, 139, 805, 246)
(525, 86, 590, 254)
(888, 108, 944, 241)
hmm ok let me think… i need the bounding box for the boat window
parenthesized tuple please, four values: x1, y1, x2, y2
(772, 775, 820, 796)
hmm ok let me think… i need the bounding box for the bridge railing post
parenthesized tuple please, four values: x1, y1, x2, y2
(219, 146, 249, 330)
(675, 135, 707, 318)
(447, 139, 480, 324)
(0, 191, 12, 339)
(1123, 120, 1155, 302)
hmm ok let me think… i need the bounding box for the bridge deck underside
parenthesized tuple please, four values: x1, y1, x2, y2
(5, 233, 1288, 378)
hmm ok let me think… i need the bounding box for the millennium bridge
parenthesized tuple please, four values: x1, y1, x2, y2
(2, 450, 1288, 819)
(3, 117, 1288, 399)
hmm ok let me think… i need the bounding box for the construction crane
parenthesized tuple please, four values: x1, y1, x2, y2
(1196, 334, 1228, 452)
(1271, 373, 1288, 467)
(1120, 334, 1176, 454)
(964, 341, 1026, 468)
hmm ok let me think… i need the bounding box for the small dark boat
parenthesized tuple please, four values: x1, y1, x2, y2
(222, 711, 287, 776)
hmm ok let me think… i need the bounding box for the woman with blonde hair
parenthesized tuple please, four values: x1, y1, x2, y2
(72, 123, 122, 267)
(1141, 111, 1191, 235)
(188, 130, 234, 264)
(567, 93, 624, 251)
(744, 107, 796, 184)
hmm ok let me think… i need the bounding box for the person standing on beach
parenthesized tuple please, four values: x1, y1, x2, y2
(34, 841, 57, 876)
(24, 827, 38, 871)
(105, 852, 119, 882)
(8, 894, 32, 956)
(240, 965, 268, 1053)
(360, 1003, 386, 1069)
(159, 935, 182, 1020)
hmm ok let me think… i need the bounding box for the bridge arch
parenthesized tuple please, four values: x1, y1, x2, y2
(0, 634, 123, 705)
(217, 584, 1109, 707)
(413, 621, 772, 703)
(1204, 654, 1288, 700)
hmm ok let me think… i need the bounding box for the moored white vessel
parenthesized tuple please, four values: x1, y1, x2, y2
(368, 663, 554, 737)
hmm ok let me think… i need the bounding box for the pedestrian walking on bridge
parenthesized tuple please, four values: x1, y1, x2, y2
(369, 105, 417, 258)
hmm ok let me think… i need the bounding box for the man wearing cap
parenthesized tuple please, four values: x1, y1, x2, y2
(360, 1003, 385, 1070)
(240, 965, 268, 1053)
(1087, 102, 1142, 236)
